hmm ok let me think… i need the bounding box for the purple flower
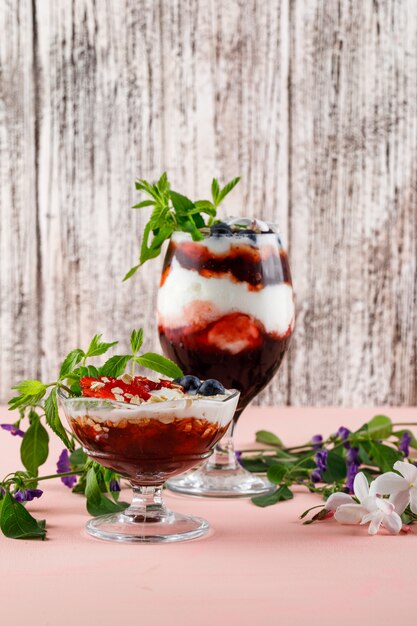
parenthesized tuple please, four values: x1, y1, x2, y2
(14, 489, 43, 502)
(310, 468, 323, 483)
(109, 480, 120, 492)
(311, 434, 323, 450)
(336, 426, 351, 442)
(346, 463, 359, 493)
(56, 449, 77, 488)
(1, 423, 25, 437)
(399, 432, 412, 458)
(346, 446, 360, 465)
(314, 449, 328, 472)
(235, 451, 243, 466)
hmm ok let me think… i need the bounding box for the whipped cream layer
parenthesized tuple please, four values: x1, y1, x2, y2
(171, 230, 281, 254)
(158, 262, 294, 336)
(62, 393, 239, 426)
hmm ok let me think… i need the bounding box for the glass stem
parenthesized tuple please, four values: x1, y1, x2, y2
(123, 485, 172, 523)
(205, 418, 240, 472)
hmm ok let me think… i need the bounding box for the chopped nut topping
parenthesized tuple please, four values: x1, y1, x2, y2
(90, 381, 105, 391)
(130, 395, 142, 405)
(114, 394, 125, 402)
(120, 373, 133, 384)
(111, 387, 124, 395)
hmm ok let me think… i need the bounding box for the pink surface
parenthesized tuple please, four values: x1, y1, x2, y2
(1, 405, 416, 626)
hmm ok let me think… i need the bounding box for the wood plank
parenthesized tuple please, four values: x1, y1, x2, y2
(289, 0, 417, 405)
(0, 1, 40, 397)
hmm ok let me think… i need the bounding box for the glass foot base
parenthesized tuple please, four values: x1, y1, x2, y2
(85, 511, 209, 543)
(167, 466, 275, 498)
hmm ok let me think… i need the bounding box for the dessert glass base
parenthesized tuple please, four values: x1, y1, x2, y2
(167, 437, 274, 498)
(85, 486, 209, 543)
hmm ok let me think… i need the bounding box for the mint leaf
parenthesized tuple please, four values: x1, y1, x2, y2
(45, 389, 73, 450)
(130, 329, 144, 355)
(59, 349, 85, 379)
(20, 415, 49, 476)
(132, 199, 155, 209)
(217, 176, 241, 205)
(255, 430, 284, 447)
(211, 178, 220, 204)
(100, 355, 131, 378)
(69, 447, 87, 467)
(123, 264, 140, 282)
(0, 492, 46, 540)
(252, 485, 293, 508)
(169, 190, 195, 215)
(12, 380, 47, 396)
(194, 200, 216, 216)
(135, 353, 183, 379)
(85, 334, 118, 358)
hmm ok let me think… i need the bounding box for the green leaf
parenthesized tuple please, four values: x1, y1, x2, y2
(123, 264, 140, 282)
(12, 380, 47, 396)
(69, 447, 87, 467)
(211, 178, 220, 204)
(266, 464, 287, 484)
(170, 190, 195, 215)
(0, 492, 46, 539)
(194, 200, 216, 216)
(86, 494, 129, 517)
(85, 334, 118, 358)
(322, 450, 347, 482)
(366, 415, 392, 440)
(85, 467, 101, 506)
(239, 457, 270, 472)
(20, 416, 49, 475)
(44, 389, 73, 450)
(132, 200, 155, 209)
(135, 353, 183, 379)
(100, 355, 131, 378)
(217, 176, 241, 205)
(130, 328, 144, 355)
(59, 349, 85, 379)
(369, 442, 403, 473)
(255, 430, 284, 447)
(252, 485, 293, 508)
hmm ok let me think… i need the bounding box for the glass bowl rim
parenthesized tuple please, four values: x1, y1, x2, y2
(57, 387, 240, 410)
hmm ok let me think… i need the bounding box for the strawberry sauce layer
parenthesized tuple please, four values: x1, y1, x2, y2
(70, 415, 228, 484)
(159, 312, 292, 413)
(160, 240, 292, 289)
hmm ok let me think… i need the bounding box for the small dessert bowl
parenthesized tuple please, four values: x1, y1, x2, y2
(58, 388, 239, 543)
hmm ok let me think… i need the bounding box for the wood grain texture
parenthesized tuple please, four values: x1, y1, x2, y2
(0, 0, 416, 406)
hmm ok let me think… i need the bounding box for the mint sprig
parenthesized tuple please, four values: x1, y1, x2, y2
(124, 172, 240, 279)
(2, 327, 184, 539)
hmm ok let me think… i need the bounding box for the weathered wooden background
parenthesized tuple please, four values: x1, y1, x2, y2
(1, 0, 416, 406)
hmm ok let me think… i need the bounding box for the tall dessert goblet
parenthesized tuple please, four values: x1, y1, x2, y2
(58, 388, 239, 542)
(158, 220, 294, 497)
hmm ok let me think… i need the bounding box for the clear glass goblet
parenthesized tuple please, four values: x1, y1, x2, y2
(157, 224, 294, 497)
(58, 388, 239, 542)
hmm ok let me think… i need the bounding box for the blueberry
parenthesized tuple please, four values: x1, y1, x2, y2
(173, 375, 201, 394)
(235, 228, 257, 242)
(198, 379, 226, 396)
(210, 222, 233, 237)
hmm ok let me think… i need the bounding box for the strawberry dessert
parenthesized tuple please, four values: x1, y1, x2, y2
(157, 218, 294, 413)
(65, 374, 237, 483)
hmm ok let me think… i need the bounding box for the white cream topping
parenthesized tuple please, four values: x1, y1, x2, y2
(63, 393, 239, 426)
(157, 263, 294, 335)
(171, 230, 282, 254)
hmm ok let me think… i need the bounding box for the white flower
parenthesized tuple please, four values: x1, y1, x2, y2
(373, 460, 417, 515)
(325, 472, 402, 535)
